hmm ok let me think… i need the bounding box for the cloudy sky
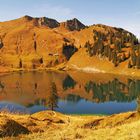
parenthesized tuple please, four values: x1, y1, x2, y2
(0, 0, 140, 38)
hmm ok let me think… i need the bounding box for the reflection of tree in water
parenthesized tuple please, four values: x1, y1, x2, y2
(46, 82, 58, 111)
(0, 81, 6, 94)
(26, 103, 34, 108)
(33, 82, 39, 94)
(21, 82, 59, 111)
(63, 75, 76, 90)
(65, 94, 81, 103)
(16, 81, 23, 94)
(25, 99, 46, 107)
(85, 79, 140, 103)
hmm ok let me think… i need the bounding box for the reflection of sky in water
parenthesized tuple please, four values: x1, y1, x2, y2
(56, 100, 137, 115)
(0, 101, 47, 114)
(0, 99, 137, 115)
(0, 101, 29, 114)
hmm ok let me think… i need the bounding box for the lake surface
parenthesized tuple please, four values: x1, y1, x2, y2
(0, 71, 139, 115)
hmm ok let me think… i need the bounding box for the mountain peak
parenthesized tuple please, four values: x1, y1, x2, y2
(21, 15, 60, 28)
(61, 18, 86, 31)
(38, 17, 60, 28)
(22, 15, 33, 21)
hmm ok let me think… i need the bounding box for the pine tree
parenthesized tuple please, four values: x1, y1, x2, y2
(136, 54, 140, 69)
(84, 41, 91, 49)
(19, 59, 22, 68)
(121, 53, 126, 62)
(117, 42, 121, 52)
(113, 51, 118, 67)
(0, 39, 3, 49)
(34, 40, 37, 51)
(121, 36, 124, 46)
(108, 47, 112, 61)
(104, 45, 109, 57)
(128, 60, 132, 68)
(131, 49, 137, 66)
(110, 36, 113, 44)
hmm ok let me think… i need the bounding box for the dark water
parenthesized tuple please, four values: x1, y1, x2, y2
(0, 71, 139, 115)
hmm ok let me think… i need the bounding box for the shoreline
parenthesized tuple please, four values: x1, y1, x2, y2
(67, 65, 140, 79)
(1, 65, 140, 79)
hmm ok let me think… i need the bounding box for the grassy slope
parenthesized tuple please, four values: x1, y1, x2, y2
(0, 111, 139, 140)
(67, 48, 140, 77)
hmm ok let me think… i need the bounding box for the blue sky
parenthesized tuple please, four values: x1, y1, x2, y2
(0, 0, 140, 38)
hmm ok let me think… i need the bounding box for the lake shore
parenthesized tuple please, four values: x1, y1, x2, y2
(1, 64, 140, 79)
(0, 110, 140, 140)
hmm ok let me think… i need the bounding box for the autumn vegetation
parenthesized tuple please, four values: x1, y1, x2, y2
(0, 15, 140, 77)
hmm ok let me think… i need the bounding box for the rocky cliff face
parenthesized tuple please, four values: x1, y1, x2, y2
(21, 15, 60, 28)
(61, 18, 86, 31)
(38, 17, 60, 28)
(21, 16, 85, 30)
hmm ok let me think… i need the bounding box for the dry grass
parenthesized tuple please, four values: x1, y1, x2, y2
(67, 48, 140, 78)
(0, 111, 139, 140)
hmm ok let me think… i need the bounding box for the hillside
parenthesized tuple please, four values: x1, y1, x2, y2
(0, 111, 140, 140)
(0, 15, 140, 76)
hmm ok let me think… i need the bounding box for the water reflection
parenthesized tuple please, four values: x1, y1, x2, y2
(63, 75, 76, 90)
(84, 78, 140, 102)
(0, 81, 6, 94)
(0, 72, 139, 114)
(46, 82, 58, 111)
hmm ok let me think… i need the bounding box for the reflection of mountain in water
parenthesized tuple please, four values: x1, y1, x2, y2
(0, 101, 29, 114)
(0, 101, 49, 114)
(1, 72, 140, 106)
(29, 76, 140, 108)
(63, 75, 76, 90)
(84, 79, 140, 103)
(1, 72, 140, 114)
(30, 94, 82, 108)
(64, 94, 81, 103)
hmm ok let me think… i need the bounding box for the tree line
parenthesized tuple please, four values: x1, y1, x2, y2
(84, 27, 139, 68)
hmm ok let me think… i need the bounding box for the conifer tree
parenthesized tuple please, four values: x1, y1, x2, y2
(131, 49, 137, 66)
(136, 54, 140, 69)
(128, 60, 132, 68)
(19, 59, 22, 68)
(34, 40, 37, 51)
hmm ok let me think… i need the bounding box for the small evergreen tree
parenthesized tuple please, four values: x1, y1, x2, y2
(0, 40, 3, 49)
(131, 49, 137, 66)
(19, 59, 22, 68)
(108, 47, 112, 61)
(128, 60, 132, 68)
(34, 40, 37, 51)
(136, 55, 140, 69)
(113, 51, 118, 67)
(84, 41, 91, 49)
(121, 53, 126, 62)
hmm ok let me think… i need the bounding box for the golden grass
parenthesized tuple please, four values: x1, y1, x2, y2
(67, 48, 140, 78)
(0, 111, 139, 140)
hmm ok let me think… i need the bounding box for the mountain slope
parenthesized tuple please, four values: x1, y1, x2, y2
(0, 15, 139, 75)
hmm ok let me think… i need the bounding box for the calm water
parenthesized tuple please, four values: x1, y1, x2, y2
(0, 71, 139, 115)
